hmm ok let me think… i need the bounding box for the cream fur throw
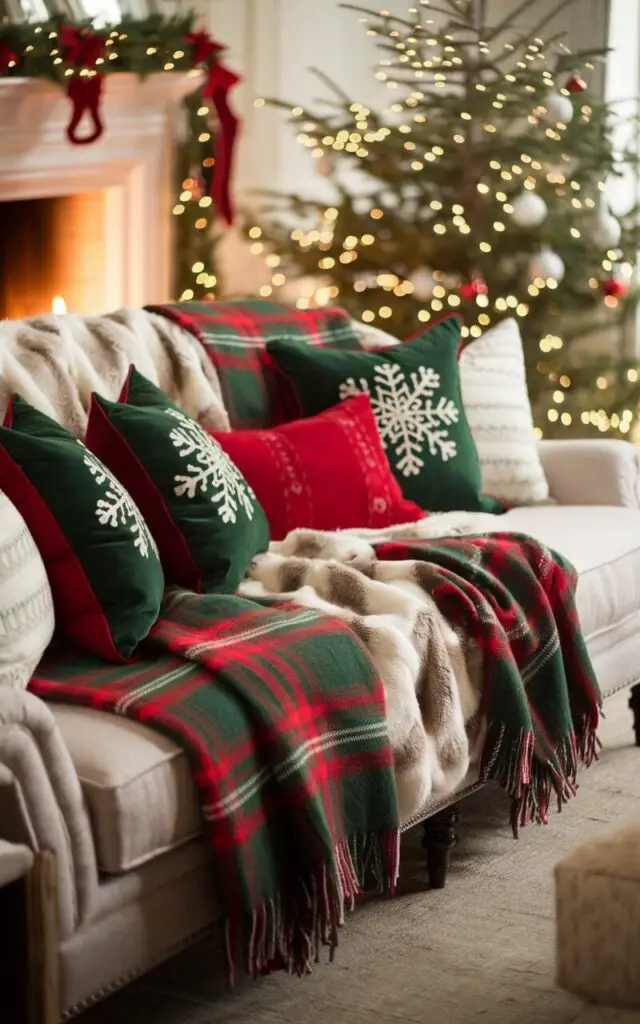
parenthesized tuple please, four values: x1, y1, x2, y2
(240, 510, 502, 824)
(0, 308, 230, 436)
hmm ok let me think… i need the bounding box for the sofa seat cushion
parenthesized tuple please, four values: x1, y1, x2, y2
(499, 505, 640, 642)
(51, 704, 201, 874)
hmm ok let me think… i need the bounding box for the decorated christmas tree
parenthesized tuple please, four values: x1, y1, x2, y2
(251, 0, 640, 439)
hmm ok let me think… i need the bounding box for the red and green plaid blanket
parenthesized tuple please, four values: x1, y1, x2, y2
(146, 299, 364, 429)
(30, 590, 400, 978)
(374, 533, 601, 831)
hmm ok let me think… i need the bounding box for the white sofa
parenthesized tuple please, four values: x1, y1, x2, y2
(2, 437, 640, 1020)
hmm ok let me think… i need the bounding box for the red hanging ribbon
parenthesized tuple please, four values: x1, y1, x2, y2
(0, 40, 18, 73)
(66, 75, 104, 145)
(202, 62, 242, 225)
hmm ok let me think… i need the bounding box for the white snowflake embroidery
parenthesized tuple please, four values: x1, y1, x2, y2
(166, 409, 255, 525)
(81, 446, 157, 559)
(339, 362, 459, 477)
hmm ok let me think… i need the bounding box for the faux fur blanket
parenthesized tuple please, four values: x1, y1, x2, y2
(240, 512, 601, 828)
(0, 309, 230, 435)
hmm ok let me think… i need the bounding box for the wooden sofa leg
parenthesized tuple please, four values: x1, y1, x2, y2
(27, 851, 60, 1024)
(0, 850, 58, 1024)
(422, 805, 459, 889)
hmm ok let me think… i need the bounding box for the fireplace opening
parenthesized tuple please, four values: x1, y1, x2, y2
(0, 192, 108, 321)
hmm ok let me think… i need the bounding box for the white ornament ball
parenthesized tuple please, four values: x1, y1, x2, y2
(528, 249, 565, 283)
(409, 267, 435, 300)
(544, 92, 574, 124)
(353, 195, 374, 214)
(593, 211, 621, 248)
(381, 190, 400, 208)
(511, 191, 548, 228)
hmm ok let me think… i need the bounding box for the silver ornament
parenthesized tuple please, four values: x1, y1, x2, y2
(543, 92, 574, 125)
(511, 191, 548, 228)
(528, 248, 565, 282)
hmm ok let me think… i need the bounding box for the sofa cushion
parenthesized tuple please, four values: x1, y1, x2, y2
(268, 315, 503, 514)
(0, 490, 54, 690)
(86, 367, 270, 594)
(499, 505, 640, 641)
(211, 395, 423, 540)
(148, 300, 364, 430)
(50, 704, 201, 874)
(0, 396, 164, 661)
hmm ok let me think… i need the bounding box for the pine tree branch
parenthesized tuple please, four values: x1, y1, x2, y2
(487, 0, 580, 47)
(339, 2, 467, 30)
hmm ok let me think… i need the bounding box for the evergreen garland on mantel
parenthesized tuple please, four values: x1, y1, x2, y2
(0, 12, 239, 302)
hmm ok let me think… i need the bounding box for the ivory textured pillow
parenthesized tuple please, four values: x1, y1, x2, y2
(0, 491, 54, 690)
(459, 319, 549, 505)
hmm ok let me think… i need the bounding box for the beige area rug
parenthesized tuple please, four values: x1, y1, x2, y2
(82, 690, 640, 1024)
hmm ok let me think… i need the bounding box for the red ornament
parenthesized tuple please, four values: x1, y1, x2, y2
(0, 40, 18, 73)
(601, 278, 628, 299)
(186, 29, 225, 67)
(566, 73, 587, 93)
(459, 277, 488, 300)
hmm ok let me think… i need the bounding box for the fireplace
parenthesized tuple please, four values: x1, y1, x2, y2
(0, 71, 201, 321)
(0, 193, 108, 320)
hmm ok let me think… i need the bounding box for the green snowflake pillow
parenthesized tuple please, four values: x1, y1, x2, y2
(86, 367, 270, 594)
(0, 395, 164, 662)
(269, 315, 496, 512)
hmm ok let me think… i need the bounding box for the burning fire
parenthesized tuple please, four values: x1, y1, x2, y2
(51, 296, 67, 315)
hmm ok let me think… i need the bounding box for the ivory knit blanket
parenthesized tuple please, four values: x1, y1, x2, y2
(0, 308, 230, 435)
(240, 512, 602, 828)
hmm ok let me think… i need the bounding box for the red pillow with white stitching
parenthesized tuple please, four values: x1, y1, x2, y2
(210, 394, 423, 541)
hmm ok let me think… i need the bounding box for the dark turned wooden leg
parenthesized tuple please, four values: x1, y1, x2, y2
(421, 804, 459, 889)
(630, 684, 640, 747)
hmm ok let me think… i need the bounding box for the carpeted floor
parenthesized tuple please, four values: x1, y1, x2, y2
(81, 689, 640, 1024)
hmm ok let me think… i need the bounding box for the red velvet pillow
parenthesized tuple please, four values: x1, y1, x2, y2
(210, 395, 423, 541)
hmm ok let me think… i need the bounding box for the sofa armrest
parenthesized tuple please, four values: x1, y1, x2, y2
(0, 689, 98, 939)
(538, 439, 640, 509)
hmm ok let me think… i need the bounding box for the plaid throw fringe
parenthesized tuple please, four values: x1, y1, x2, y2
(30, 590, 400, 979)
(374, 532, 602, 833)
(147, 299, 364, 429)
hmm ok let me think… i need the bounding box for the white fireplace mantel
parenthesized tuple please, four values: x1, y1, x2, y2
(0, 71, 202, 311)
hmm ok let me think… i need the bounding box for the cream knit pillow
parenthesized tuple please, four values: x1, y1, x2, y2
(459, 319, 549, 505)
(0, 491, 55, 690)
(350, 316, 549, 506)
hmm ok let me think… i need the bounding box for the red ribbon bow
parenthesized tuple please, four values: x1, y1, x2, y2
(186, 29, 224, 67)
(60, 26, 106, 68)
(202, 61, 242, 225)
(0, 40, 18, 73)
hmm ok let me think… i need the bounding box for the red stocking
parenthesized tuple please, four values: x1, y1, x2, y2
(66, 76, 104, 145)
